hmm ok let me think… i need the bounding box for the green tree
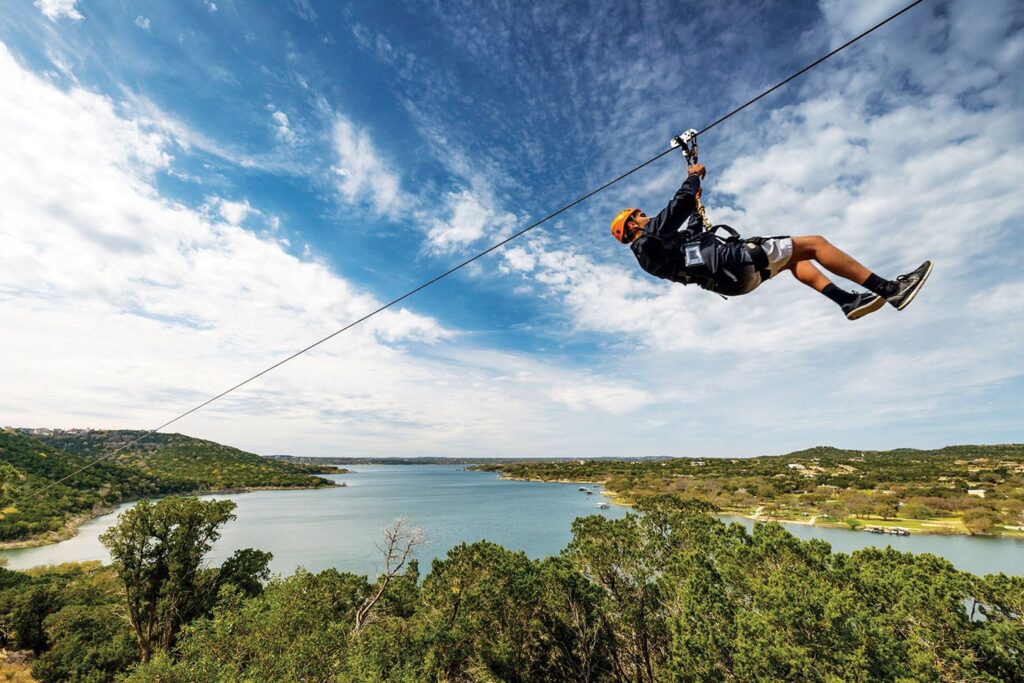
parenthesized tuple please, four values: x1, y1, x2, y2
(962, 507, 999, 535)
(10, 582, 63, 654)
(99, 497, 236, 662)
(535, 556, 613, 683)
(902, 502, 937, 519)
(30, 604, 137, 683)
(123, 570, 366, 682)
(216, 548, 272, 598)
(970, 574, 1024, 682)
(418, 541, 546, 682)
(340, 615, 426, 683)
(564, 514, 669, 683)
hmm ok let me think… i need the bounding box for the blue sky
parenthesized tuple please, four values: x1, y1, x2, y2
(1, 0, 1021, 458)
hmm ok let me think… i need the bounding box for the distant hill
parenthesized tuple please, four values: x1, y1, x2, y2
(0, 429, 340, 545)
(33, 429, 345, 480)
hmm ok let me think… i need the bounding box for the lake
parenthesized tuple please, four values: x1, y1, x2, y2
(2, 465, 1021, 577)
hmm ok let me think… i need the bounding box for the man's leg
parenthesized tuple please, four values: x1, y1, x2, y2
(787, 259, 834, 292)
(786, 259, 886, 320)
(789, 235, 933, 311)
(789, 235, 872, 284)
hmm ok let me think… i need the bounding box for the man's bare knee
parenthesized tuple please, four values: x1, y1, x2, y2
(792, 235, 827, 261)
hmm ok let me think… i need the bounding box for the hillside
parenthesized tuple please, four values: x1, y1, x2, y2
(32, 430, 344, 481)
(476, 444, 1024, 537)
(0, 429, 340, 545)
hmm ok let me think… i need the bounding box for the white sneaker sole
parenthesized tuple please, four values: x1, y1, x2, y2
(847, 295, 887, 320)
(892, 261, 934, 311)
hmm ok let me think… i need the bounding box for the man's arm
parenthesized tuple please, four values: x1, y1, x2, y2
(647, 172, 702, 237)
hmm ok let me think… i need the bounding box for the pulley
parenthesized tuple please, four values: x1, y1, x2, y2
(670, 128, 700, 164)
(670, 128, 712, 231)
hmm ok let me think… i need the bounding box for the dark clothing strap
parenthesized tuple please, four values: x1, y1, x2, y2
(630, 173, 768, 296)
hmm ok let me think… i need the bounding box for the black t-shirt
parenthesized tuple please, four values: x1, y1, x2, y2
(630, 173, 702, 283)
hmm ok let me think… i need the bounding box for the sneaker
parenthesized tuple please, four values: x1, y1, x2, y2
(887, 261, 934, 310)
(842, 292, 886, 320)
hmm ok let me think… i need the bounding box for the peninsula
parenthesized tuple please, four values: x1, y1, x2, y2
(475, 444, 1024, 537)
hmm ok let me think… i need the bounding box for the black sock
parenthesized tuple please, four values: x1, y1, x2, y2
(863, 273, 899, 297)
(822, 284, 857, 307)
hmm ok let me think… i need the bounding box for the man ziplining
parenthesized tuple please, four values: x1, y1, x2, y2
(610, 131, 932, 320)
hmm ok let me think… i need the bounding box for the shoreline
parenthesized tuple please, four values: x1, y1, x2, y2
(494, 474, 1024, 540)
(0, 481, 340, 551)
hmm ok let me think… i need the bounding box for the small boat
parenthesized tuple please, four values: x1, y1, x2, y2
(578, 487, 590, 492)
(585, 490, 594, 495)
(596, 502, 610, 509)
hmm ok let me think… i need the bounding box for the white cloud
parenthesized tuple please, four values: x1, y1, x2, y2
(288, 0, 317, 22)
(0, 43, 689, 459)
(0, 44, 444, 430)
(330, 115, 401, 217)
(206, 2, 218, 12)
(206, 197, 256, 226)
(134, 16, 151, 31)
(548, 382, 655, 415)
(270, 108, 297, 145)
(118, 92, 310, 176)
(499, 246, 536, 274)
(34, 0, 82, 22)
(426, 189, 517, 254)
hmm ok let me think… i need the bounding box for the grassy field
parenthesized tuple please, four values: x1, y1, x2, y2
(0, 658, 36, 682)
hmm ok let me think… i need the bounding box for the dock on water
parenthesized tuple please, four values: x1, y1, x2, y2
(863, 525, 910, 536)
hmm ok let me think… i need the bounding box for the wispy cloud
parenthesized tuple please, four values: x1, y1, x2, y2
(425, 189, 517, 255)
(330, 115, 402, 218)
(117, 92, 311, 175)
(0, 42, 684, 458)
(0, 45, 445, 420)
(288, 0, 317, 23)
(205, 197, 257, 226)
(34, 0, 82, 22)
(270, 107, 298, 145)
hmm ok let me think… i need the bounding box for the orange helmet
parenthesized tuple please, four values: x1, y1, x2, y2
(611, 208, 640, 243)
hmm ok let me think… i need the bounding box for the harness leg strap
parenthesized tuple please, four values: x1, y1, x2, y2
(745, 242, 772, 283)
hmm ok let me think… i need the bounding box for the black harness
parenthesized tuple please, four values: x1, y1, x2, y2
(673, 225, 773, 297)
(658, 130, 774, 297)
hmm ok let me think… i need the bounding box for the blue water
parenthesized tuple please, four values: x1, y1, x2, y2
(0, 465, 626, 576)
(1, 466, 1020, 577)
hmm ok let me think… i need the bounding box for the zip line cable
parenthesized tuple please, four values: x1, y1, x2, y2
(4, 0, 926, 511)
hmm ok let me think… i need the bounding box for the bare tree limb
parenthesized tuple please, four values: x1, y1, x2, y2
(353, 517, 424, 634)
